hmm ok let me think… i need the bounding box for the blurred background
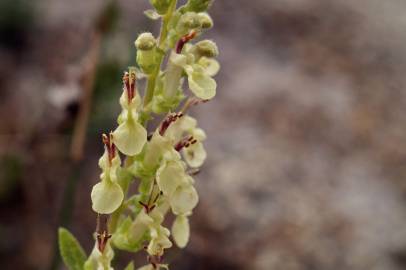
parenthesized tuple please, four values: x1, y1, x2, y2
(1, 0, 406, 269)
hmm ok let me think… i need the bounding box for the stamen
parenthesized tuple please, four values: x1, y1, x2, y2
(122, 72, 131, 102)
(159, 113, 183, 136)
(138, 182, 162, 213)
(129, 69, 136, 101)
(102, 132, 116, 166)
(122, 70, 136, 104)
(187, 168, 200, 176)
(175, 135, 195, 152)
(180, 97, 209, 114)
(96, 214, 111, 253)
(147, 255, 163, 269)
(176, 30, 197, 54)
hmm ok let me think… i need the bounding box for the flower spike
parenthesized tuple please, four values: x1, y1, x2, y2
(59, 1, 220, 269)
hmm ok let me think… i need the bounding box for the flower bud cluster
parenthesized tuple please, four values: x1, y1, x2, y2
(152, 35, 219, 113)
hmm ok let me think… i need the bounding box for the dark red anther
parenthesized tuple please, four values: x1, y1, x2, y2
(102, 133, 116, 166)
(123, 72, 131, 101)
(129, 70, 136, 101)
(180, 97, 209, 114)
(174, 141, 184, 152)
(139, 201, 149, 209)
(187, 168, 200, 176)
(123, 71, 136, 104)
(175, 135, 195, 152)
(97, 230, 112, 253)
(176, 30, 197, 54)
(139, 182, 162, 214)
(96, 214, 111, 253)
(147, 255, 163, 269)
(159, 113, 183, 136)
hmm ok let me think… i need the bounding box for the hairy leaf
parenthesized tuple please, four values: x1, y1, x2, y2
(58, 227, 87, 270)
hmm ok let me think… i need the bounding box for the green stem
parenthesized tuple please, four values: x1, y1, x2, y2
(157, 2, 175, 50)
(109, 0, 178, 245)
(109, 169, 132, 233)
(142, 0, 178, 110)
(143, 72, 157, 109)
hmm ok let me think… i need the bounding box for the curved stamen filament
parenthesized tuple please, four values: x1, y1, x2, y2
(176, 30, 197, 54)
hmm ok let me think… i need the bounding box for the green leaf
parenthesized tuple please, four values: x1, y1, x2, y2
(124, 261, 135, 270)
(58, 227, 87, 270)
(144, 9, 161, 20)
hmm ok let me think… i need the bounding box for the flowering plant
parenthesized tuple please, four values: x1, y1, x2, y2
(58, 0, 219, 269)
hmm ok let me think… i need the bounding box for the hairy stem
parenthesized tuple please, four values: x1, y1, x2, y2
(142, 0, 178, 109)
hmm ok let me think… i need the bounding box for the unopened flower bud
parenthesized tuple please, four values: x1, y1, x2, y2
(195, 40, 218, 58)
(185, 0, 213, 13)
(149, 0, 171, 15)
(135, 33, 158, 74)
(197, 12, 213, 29)
(177, 12, 201, 34)
(135, 32, 157, 51)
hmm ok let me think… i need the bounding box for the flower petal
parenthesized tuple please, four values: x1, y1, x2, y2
(183, 142, 207, 168)
(187, 68, 216, 99)
(113, 119, 147, 156)
(143, 132, 172, 168)
(192, 127, 206, 141)
(156, 160, 186, 197)
(172, 215, 190, 248)
(147, 226, 173, 256)
(165, 115, 197, 142)
(170, 51, 187, 67)
(91, 181, 124, 214)
(170, 184, 199, 215)
(198, 57, 220, 76)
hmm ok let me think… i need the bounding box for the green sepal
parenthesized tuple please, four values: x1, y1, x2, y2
(83, 260, 94, 270)
(128, 158, 156, 179)
(125, 194, 143, 213)
(124, 261, 135, 270)
(184, 0, 213, 12)
(138, 177, 154, 194)
(139, 110, 153, 127)
(117, 167, 133, 188)
(137, 48, 159, 74)
(58, 227, 87, 270)
(113, 217, 150, 252)
(152, 74, 186, 113)
(144, 9, 161, 20)
(149, 0, 171, 15)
